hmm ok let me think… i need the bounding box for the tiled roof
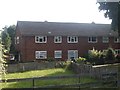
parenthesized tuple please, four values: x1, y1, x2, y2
(16, 21, 118, 36)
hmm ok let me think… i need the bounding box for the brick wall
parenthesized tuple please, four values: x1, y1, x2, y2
(16, 36, 120, 62)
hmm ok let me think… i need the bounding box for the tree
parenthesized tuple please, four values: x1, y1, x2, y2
(0, 39, 7, 81)
(97, 1, 120, 36)
(2, 25, 16, 53)
(1, 31, 11, 52)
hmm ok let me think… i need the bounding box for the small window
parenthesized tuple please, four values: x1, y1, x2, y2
(115, 49, 120, 54)
(35, 36, 47, 43)
(54, 50, 62, 58)
(102, 37, 109, 43)
(54, 36, 62, 43)
(67, 36, 78, 43)
(114, 37, 120, 43)
(15, 36, 19, 44)
(88, 37, 97, 43)
(35, 51, 47, 59)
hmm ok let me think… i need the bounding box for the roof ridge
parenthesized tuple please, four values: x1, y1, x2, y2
(17, 21, 110, 25)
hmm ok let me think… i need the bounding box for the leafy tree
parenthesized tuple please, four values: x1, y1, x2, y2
(1, 31, 11, 52)
(0, 42, 7, 81)
(97, 1, 120, 36)
(2, 25, 16, 53)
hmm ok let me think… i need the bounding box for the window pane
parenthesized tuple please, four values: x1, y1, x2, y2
(68, 50, 78, 60)
(92, 37, 96, 41)
(114, 37, 120, 43)
(55, 51, 62, 58)
(35, 36, 47, 43)
(54, 36, 62, 43)
(68, 36, 78, 43)
(35, 51, 47, 59)
(88, 37, 97, 43)
(39, 37, 43, 42)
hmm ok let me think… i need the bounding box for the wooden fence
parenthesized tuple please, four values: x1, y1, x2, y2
(1, 74, 118, 89)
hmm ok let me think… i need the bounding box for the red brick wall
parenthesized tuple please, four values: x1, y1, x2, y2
(16, 36, 120, 62)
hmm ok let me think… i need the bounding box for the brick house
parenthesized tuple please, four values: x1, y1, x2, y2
(15, 21, 120, 62)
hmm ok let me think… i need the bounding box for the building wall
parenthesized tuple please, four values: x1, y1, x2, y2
(16, 36, 120, 62)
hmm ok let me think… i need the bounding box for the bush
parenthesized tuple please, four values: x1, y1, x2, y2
(87, 47, 119, 65)
(88, 47, 102, 65)
(105, 48, 116, 63)
(76, 57, 86, 64)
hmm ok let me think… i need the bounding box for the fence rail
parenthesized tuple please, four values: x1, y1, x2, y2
(1, 74, 81, 82)
(1, 74, 118, 88)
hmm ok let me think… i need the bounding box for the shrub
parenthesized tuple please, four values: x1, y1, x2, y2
(76, 57, 86, 64)
(105, 48, 116, 63)
(88, 47, 102, 65)
(87, 47, 118, 65)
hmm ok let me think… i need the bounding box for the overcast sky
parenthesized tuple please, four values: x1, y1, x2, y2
(0, 0, 112, 30)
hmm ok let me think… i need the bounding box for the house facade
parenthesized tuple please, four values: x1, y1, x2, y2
(15, 21, 120, 62)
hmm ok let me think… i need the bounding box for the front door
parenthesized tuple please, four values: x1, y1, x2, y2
(68, 50, 78, 60)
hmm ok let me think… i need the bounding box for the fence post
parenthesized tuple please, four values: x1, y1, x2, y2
(79, 75, 80, 90)
(33, 78, 35, 89)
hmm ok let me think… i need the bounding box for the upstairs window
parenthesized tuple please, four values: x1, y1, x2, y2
(67, 36, 78, 43)
(15, 36, 19, 44)
(88, 37, 97, 43)
(114, 37, 120, 43)
(102, 36, 109, 43)
(35, 51, 47, 59)
(54, 50, 62, 58)
(54, 36, 62, 43)
(35, 36, 47, 43)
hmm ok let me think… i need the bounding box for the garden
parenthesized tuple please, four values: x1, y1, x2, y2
(0, 68, 98, 88)
(0, 47, 119, 89)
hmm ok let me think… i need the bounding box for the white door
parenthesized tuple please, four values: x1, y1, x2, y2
(68, 50, 78, 60)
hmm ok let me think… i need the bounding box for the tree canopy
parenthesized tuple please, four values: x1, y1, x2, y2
(2, 25, 16, 53)
(97, 1, 120, 36)
(1, 31, 11, 52)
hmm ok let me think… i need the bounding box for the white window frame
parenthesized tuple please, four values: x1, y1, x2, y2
(68, 50, 78, 60)
(35, 36, 47, 43)
(88, 37, 97, 43)
(115, 49, 120, 54)
(54, 36, 62, 43)
(114, 37, 120, 43)
(35, 51, 47, 59)
(15, 36, 19, 44)
(54, 50, 62, 58)
(67, 36, 78, 43)
(102, 36, 109, 43)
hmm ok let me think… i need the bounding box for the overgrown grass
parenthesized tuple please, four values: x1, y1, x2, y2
(1, 68, 98, 88)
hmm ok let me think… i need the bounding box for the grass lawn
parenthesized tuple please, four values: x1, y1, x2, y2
(1, 68, 98, 88)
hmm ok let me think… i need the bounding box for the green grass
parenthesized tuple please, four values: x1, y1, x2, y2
(5, 68, 74, 79)
(1, 68, 97, 88)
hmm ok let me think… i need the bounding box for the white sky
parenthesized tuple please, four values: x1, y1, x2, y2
(0, 0, 111, 30)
